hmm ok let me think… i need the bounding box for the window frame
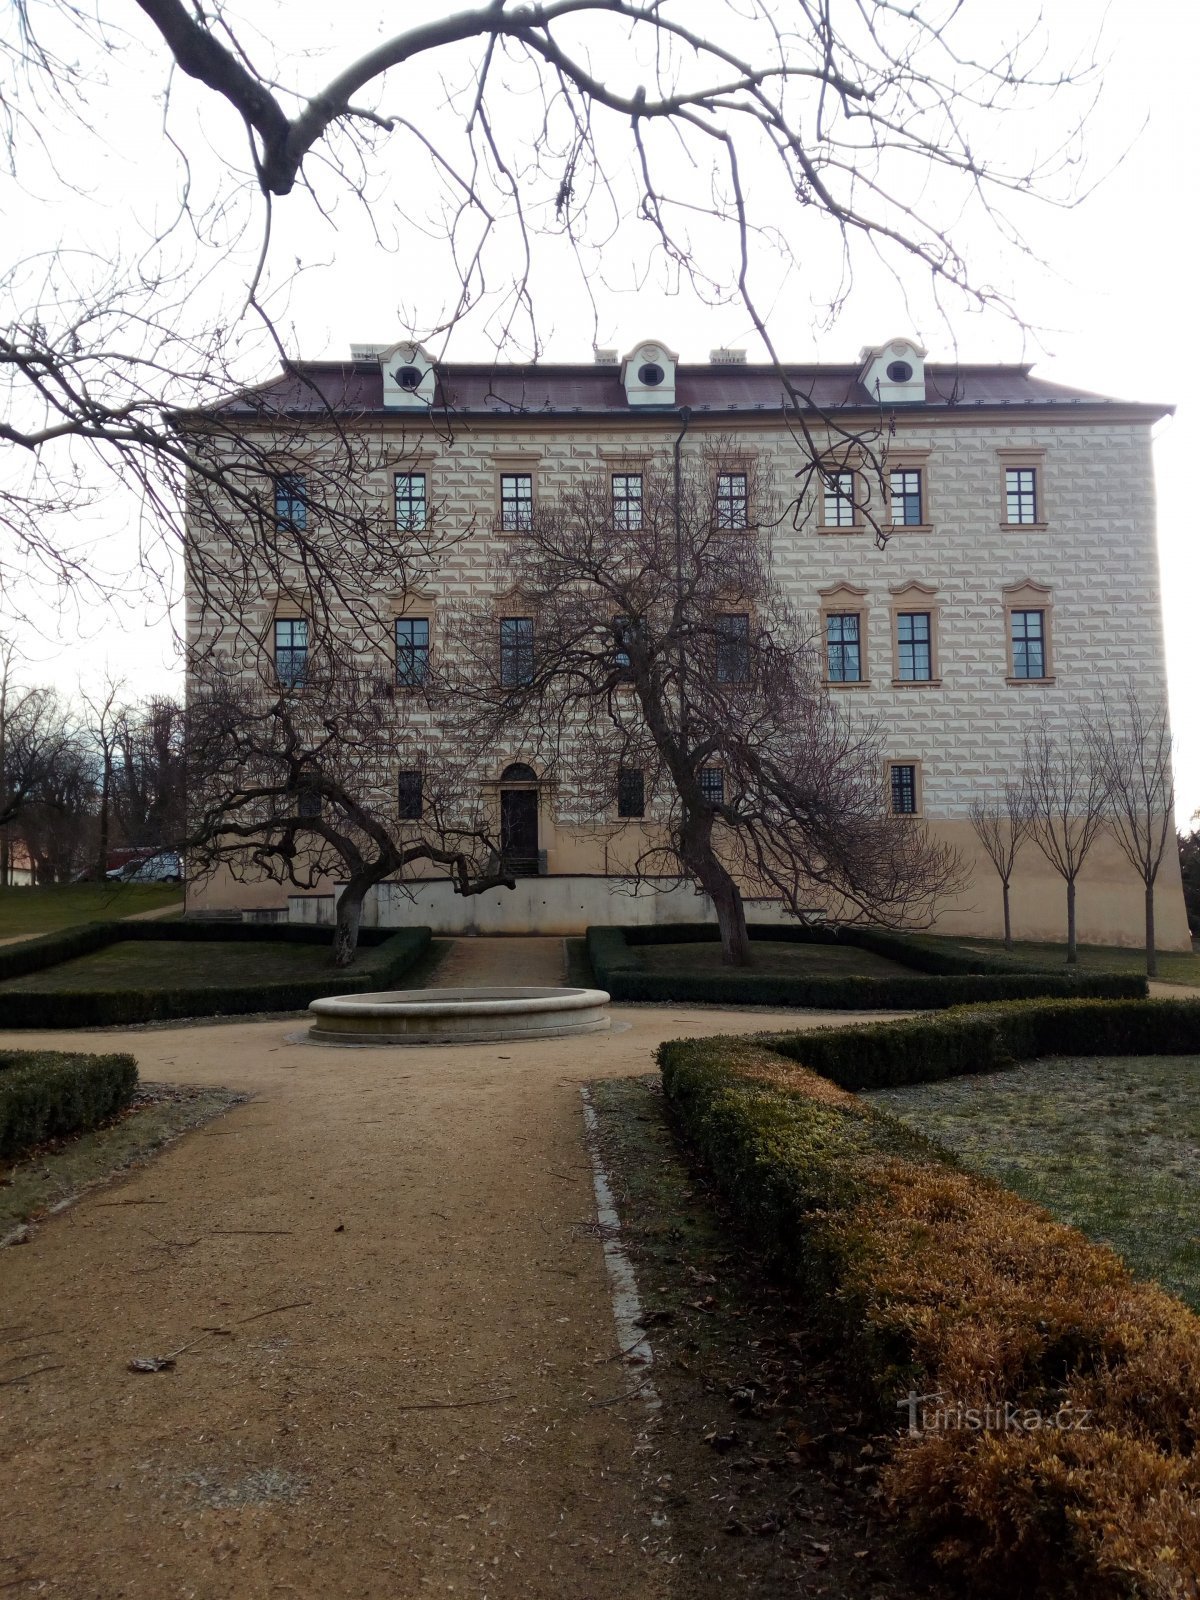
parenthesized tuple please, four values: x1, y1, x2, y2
(273, 615, 309, 688)
(820, 469, 858, 530)
(272, 471, 307, 533)
(395, 615, 431, 688)
(888, 582, 940, 687)
(825, 610, 864, 684)
(818, 583, 870, 687)
(499, 615, 535, 687)
(394, 470, 428, 533)
(888, 467, 924, 528)
(887, 760, 922, 817)
(397, 769, 424, 821)
(699, 765, 725, 807)
(499, 471, 534, 532)
(714, 611, 751, 686)
(895, 610, 933, 683)
(612, 472, 643, 532)
(616, 766, 645, 819)
(1003, 579, 1055, 684)
(997, 448, 1048, 529)
(715, 470, 749, 531)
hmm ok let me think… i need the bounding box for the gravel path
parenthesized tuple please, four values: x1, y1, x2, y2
(0, 944, 904, 1598)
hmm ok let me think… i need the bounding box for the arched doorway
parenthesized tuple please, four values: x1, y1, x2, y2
(499, 763, 540, 876)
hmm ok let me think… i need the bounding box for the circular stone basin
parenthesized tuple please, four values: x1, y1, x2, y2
(307, 985, 611, 1046)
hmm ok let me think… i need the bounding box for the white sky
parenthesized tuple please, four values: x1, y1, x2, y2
(3, 0, 1198, 815)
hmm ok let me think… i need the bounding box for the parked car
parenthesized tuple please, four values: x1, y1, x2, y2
(106, 851, 183, 884)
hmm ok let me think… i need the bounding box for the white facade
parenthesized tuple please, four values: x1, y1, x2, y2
(186, 344, 1189, 947)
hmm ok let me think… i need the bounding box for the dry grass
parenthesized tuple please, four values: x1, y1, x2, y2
(867, 1056, 1200, 1309)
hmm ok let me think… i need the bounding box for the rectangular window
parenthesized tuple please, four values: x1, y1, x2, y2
(617, 767, 645, 818)
(889, 468, 923, 526)
(500, 617, 534, 686)
(397, 770, 423, 821)
(612, 614, 635, 673)
(395, 472, 427, 532)
(1011, 609, 1046, 679)
(826, 613, 862, 683)
(296, 783, 321, 820)
(890, 763, 917, 815)
(822, 470, 856, 527)
(1005, 467, 1038, 524)
(700, 765, 725, 806)
(612, 473, 643, 531)
(896, 612, 932, 681)
(395, 617, 430, 687)
(500, 472, 533, 531)
(273, 472, 307, 532)
(274, 617, 308, 687)
(716, 472, 748, 530)
(715, 612, 750, 685)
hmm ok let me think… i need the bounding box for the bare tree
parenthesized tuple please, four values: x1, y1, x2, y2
(186, 659, 515, 965)
(0, 647, 77, 867)
(112, 694, 186, 851)
(1024, 719, 1110, 965)
(1093, 685, 1176, 977)
(17, 733, 96, 884)
(79, 675, 126, 882)
(1, 3, 1100, 605)
(968, 783, 1032, 951)
(447, 451, 960, 964)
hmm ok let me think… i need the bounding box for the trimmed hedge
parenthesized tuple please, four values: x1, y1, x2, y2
(586, 924, 1146, 1009)
(0, 922, 116, 983)
(763, 995, 1200, 1091)
(0, 1048, 138, 1159)
(659, 1025, 1200, 1597)
(0, 926, 432, 1028)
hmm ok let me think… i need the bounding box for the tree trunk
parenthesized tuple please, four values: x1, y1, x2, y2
(1145, 880, 1157, 979)
(1002, 878, 1013, 950)
(691, 856, 750, 965)
(1066, 877, 1077, 965)
(332, 880, 367, 968)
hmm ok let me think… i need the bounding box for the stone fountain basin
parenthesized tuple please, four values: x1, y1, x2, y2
(307, 985, 611, 1045)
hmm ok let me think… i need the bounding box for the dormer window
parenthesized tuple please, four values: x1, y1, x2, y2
(621, 340, 678, 406)
(370, 342, 437, 409)
(859, 338, 927, 405)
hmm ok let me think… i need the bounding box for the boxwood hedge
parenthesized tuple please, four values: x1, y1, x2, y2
(586, 923, 1146, 1008)
(0, 1047, 138, 1159)
(0, 925, 431, 1027)
(658, 1003, 1200, 1596)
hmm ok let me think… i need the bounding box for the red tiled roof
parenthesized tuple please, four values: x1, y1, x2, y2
(209, 360, 1169, 420)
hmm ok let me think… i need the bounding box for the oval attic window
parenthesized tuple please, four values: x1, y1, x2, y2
(637, 362, 665, 387)
(886, 360, 914, 383)
(395, 365, 424, 391)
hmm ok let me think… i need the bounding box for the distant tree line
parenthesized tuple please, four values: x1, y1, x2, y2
(0, 649, 183, 886)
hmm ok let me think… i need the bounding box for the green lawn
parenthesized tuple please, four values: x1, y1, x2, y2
(0, 884, 183, 941)
(0, 938, 390, 993)
(634, 939, 913, 979)
(867, 1056, 1200, 1310)
(919, 933, 1200, 988)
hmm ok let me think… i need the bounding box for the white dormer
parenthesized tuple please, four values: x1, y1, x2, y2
(859, 338, 927, 405)
(366, 342, 437, 409)
(621, 339, 678, 406)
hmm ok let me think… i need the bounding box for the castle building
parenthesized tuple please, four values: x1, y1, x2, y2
(185, 337, 1189, 948)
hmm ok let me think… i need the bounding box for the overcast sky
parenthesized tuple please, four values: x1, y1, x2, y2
(3, 0, 1198, 814)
